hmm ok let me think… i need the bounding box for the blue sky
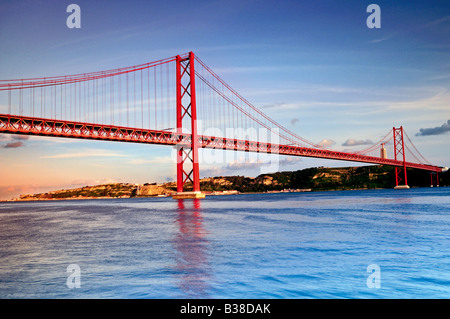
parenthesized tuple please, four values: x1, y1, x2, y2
(1, 0, 449, 199)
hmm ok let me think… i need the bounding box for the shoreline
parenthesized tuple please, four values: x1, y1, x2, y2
(2, 186, 441, 203)
(3, 164, 446, 203)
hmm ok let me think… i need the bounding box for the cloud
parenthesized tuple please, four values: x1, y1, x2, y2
(28, 135, 77, 144)
(225, 156, 301, 170)
(200, 155, 302, 178)
(260, 102, 288, 109)
(416, 120, 450, 136)
(342, 139, 374, 147)
(129, 156, 173, 165)
(318, 139, 336, 148)
(200, 159, 262, 177)
(0, 184, 37, 200)
(369, 32, 397, 44)
(41, 150, 126, 159)
(368, 15, 450, 45)
(290, 118, 299, 125)
(226, 158, 266, 170)
(0, 133, 29, 141)
(0, 134, 29, 148)
(279, 156, 302, 166)
(2, 141, 25, 148)
(420, 15, 450, 29)
(71, 178, 120, 187)
(11, 135, 29, 141)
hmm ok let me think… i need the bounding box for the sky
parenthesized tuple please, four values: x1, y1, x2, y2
(0, 0, 449, 199)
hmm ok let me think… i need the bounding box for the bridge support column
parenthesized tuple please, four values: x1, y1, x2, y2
(173, 52, 204, 199)
(430, 172, 439, 187)
(393, 126, 409, 189)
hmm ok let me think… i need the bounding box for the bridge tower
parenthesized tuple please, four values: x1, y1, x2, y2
(173, 52, 204, 199)
(393, 126, 410, 189)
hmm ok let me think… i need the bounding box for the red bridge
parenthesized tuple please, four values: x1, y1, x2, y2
(0, 52, 445, 198)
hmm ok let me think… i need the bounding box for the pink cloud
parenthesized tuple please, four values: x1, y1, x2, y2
(2, 141, 25, 148)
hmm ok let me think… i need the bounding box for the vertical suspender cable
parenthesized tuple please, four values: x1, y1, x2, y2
(39, 82, 44, 117)
(166, 63, 170, 130)
(141, 69, 143, 129)
(134, 70, 136, 128)
(54, 82, 57, 119)
(126, 72, 129, 126)
(8, 85, 11, 114)
(111, 75, 114, 125)
(19, 80, 23, 116)
(74, 81, 77, 121)
(118, 73, 121, 126)
(154, 67, 157, 129)
(160, 65, 163, 129)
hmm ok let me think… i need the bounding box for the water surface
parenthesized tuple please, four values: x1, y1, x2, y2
(1, 187, 449, 298)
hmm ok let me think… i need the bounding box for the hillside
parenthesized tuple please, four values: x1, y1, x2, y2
(15, 182, 176, 201)
(16, 183, 138, 201)
(10, 165, 449, 201)
(188, 165, 448, 193)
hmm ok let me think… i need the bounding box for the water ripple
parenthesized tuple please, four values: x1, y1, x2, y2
(1, 187, 450, 298)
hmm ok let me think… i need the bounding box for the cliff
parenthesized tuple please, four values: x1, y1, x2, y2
(136, 184, 176, 197)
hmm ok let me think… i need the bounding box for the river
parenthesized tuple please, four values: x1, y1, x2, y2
(1, 187, 449, 298)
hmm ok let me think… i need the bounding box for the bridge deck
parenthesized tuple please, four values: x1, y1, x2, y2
(0, 114, 442, 173)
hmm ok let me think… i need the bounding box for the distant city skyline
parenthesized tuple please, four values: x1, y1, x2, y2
(1, 0, 449, 199)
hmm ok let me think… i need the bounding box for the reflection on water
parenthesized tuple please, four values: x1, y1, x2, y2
(173, 199, 211, 298)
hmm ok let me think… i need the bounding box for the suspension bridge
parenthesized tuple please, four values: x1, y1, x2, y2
(0, 52, 445, 198)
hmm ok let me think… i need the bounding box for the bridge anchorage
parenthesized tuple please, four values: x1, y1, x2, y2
(0, 51, 447, 199)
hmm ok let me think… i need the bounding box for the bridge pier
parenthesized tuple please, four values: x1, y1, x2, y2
(430, 172, 439, 187)
(172, 191, 205, 199)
